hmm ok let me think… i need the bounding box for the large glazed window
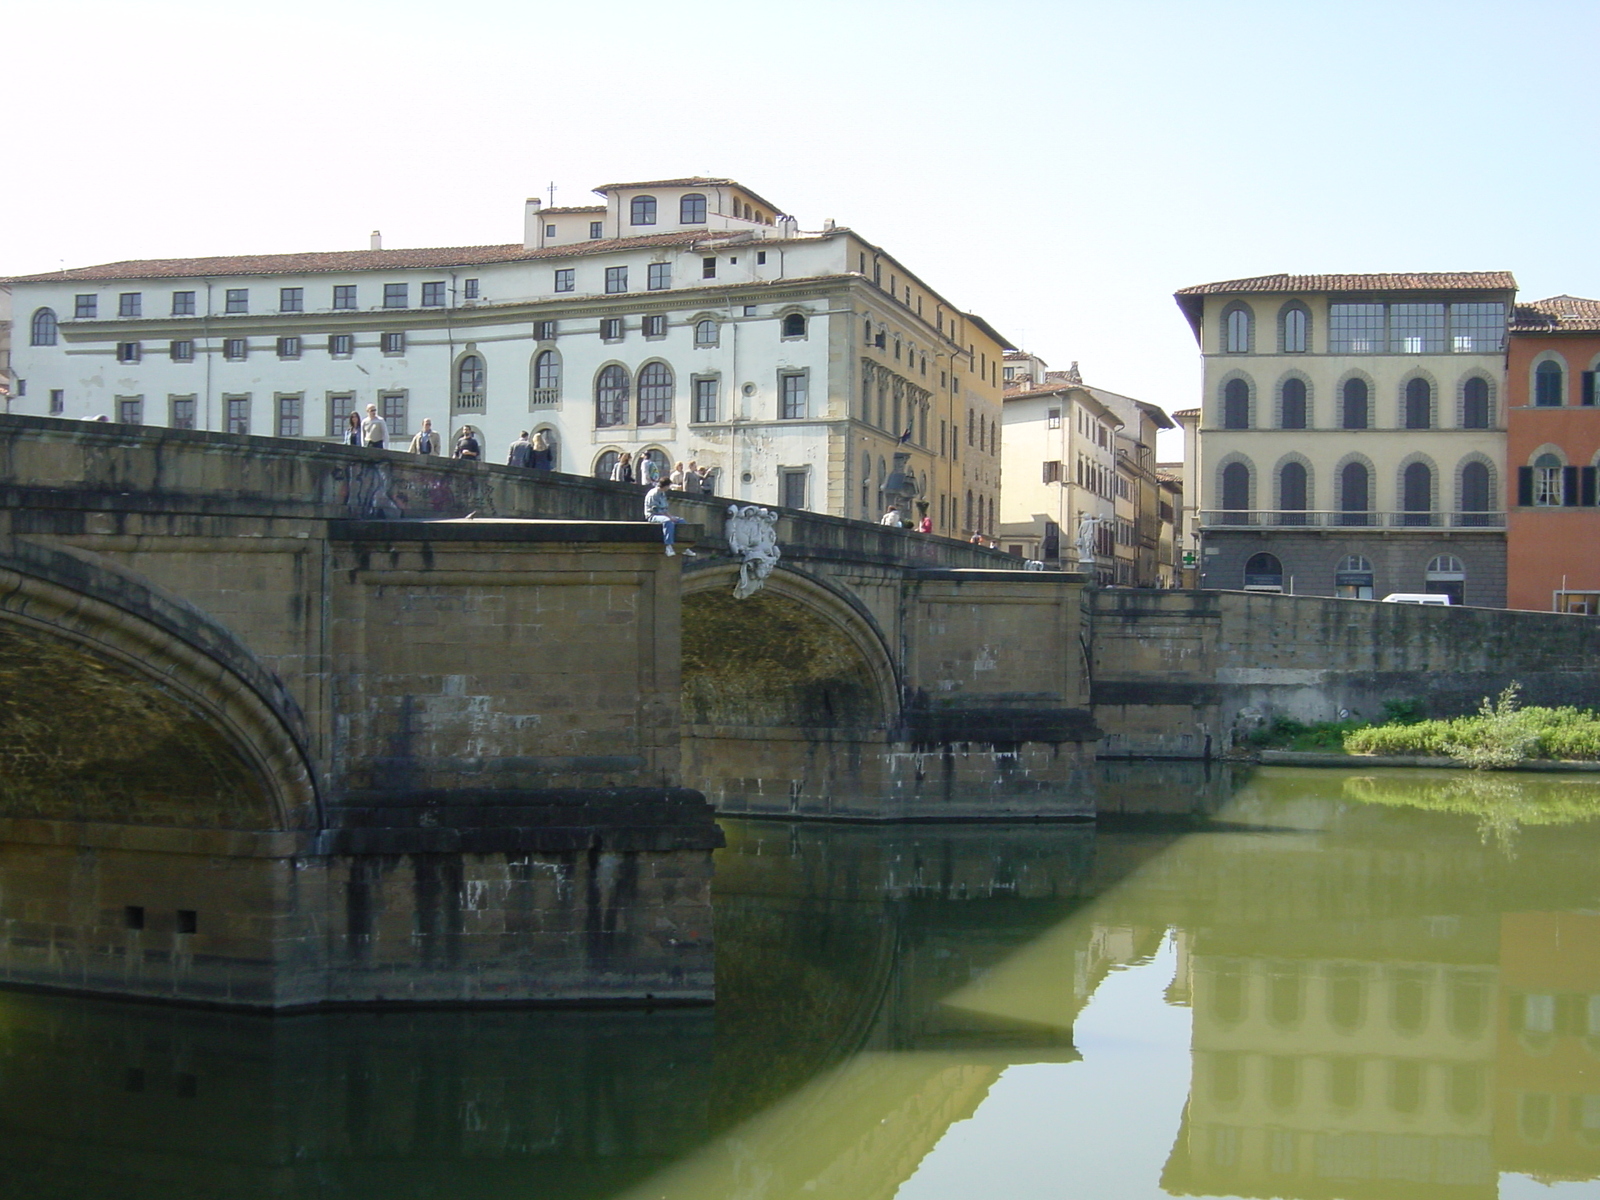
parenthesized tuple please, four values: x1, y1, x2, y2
(1280, 304, 1308, 353)
(1330, 304, 1385, 354)
(630, 195, 657, 226)
(637, 362, 673, 426)
(1223, 305, 1252, 353)
(30, 308, 57, 346)
(680, 193, 706, 224)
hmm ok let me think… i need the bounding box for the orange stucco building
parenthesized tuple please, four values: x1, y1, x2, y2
(1507, 296, 1600, 612)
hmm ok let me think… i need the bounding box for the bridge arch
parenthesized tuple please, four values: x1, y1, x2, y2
(680, 565, 899, 731)
(0, 538, 320, 831)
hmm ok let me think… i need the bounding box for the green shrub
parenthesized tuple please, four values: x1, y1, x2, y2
(1381, 697, 1426, 725)
(1342, 684, 1600, 768)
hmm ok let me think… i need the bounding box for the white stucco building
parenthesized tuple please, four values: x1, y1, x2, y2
(7, 178, 1009, 530)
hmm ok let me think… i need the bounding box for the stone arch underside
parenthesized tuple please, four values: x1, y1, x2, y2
(681, 571, 896, 732)
(0, 540, 319, 831)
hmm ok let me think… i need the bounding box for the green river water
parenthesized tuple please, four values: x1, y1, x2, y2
(4, 763, 1600, 1199)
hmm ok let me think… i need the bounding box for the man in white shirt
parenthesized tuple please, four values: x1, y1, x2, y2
(879, 504, 903, 527)
(361, 403, 388, 449)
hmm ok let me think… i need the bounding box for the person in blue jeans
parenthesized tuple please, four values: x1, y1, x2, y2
(644, 481, 697, 557)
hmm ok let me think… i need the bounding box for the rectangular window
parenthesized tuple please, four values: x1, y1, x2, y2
(116, 342, 141, 363)
(757, 250, 767, 265)
(167, 290, 196, 316)
(601, 318, 623, 341)
(381, 331, 405, 354)
(279, 287, 303, 312)
(1389, 303, 1446, 354)
(1043, 460, 1062, 483)
(277, 336, 301, 359)
(333, 285, 357, 309)
(276, 394, 303, 437)
(694, 377, 719, 423)
(648, 262, 671, 291)
(169, 395, 196, 429)
(1047, 407, 1061, 429)
(421, 281, 446, 307)
(328, 334, 353, 357)
(780, 469, 808, 510)
(383, 283, 408, 309)
(225, 289, 248, 314)
(118, 293, 142, 317)
(380, 391, 407, 434)
(170, 340, 194, 362)
(545, 223, 556, 238)
(554, 268, 575, 293)
(225, 394, 250, 435)
(644, 314, 667, 338)
(780, 372, 808, 419)
(117, 396, 143, 424)
(224, 338, 247, 360)
(1450, 302, 1506, 353)
(605, 266, 628, 294)
(1329, 303, 1386, 354)
(702, 257, 717, 280)
(589, 221, 603, 239)
(535, 320, 557, 341)
(49, 389, 65, 414)
(75, 295, 98, 319)
(327, 392, 356, 436)
(463, 278, 479, 299)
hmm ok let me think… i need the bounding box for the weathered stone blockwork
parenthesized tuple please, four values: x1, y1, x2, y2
(1092, 589, 1600, 756)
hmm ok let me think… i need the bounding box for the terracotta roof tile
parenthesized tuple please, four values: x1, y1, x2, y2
(538, 205, 605, 215)
(4, 230, 759, 284)
(1511, 295, 1600, 333)
(1175, 271, 1517, 295)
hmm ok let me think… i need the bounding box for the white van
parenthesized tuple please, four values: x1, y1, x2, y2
(1381, 593, 1452, 605)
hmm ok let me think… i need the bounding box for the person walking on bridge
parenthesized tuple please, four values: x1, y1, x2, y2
(508, 430, 534, 468)
(408, 418, 439, 455)
(361, 404, 388, 449)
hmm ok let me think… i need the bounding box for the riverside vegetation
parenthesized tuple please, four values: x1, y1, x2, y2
(1247, 685, 1600, 769)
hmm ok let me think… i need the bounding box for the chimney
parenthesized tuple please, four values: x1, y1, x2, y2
(369, 230, 382, 250)
(524, 197, 543, 250)
(822, 218, 836, 232)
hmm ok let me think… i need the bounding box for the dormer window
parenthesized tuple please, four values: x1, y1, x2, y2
(630, 196, 657, 226)
(681, 194, 707, 224)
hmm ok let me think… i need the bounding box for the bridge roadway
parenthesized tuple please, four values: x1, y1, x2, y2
(0, 415, 1097, 1008)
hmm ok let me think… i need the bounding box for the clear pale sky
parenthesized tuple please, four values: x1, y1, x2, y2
(10, 0, 1599, 458)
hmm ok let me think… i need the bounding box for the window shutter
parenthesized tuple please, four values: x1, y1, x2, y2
(1565, 466, 1581, 506)
(1518, 466, 1534, 507)
(1585, 372, 1596, 406)
(1583, 466, 1597, 506)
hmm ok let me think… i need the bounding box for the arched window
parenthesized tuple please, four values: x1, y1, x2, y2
(1391, 971, 1428, 1036)
(637, 362, 673, 425)
(1342, 378, 1369, 429)
(1403, 461, 1433, 525)
(1220, 461, 1250, 523)
(593, 449, 620, 480)
(1269, 966, 1304, 1027)
(1533, 452, 1563, 506)
(456, 354, 485, 402)
(695, 319, 719, 347)
(1281, 305, 1308, 353)
(1328, 965, 1365, 1033)
(1428, 555, 1466, 606)
(1213, 962, 1246, 1025)
(1460, 461, 1493, 526)
(1281, 377, 1307, 429)
(1463, 377, 1491, 428)
(680, 193, 706, 224)
(1340, 461, 1371, 526)
(595, 365, 630, 427)
(1224, 305, 1251, 353)
(1405, 378, 1432, 429)
(1223, 378, 1249, 429)
(630, 195, 657, 226)
(1335, 554, 1375, 600)
(533, 350, 560, 396)
(1536, 359, 1564, 406)
(30, 307, 58, 346)
(781, 313, 807, 338)
(1279, 461, 1308, 524)
(1244, 552, 1284, 591)
(1389, 1060, 1424, 1115)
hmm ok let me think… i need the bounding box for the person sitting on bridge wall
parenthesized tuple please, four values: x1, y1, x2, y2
(361, 404, 388, 450)
(408, 418, 439, 455)
(645, 480, 696, 558)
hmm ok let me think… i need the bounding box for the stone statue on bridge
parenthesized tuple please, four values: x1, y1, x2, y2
(726, 505, 781, 599)
(1075, 513, 1104, 566)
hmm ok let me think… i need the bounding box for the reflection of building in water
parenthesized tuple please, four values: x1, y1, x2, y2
(1166, 933, 1499, 1199)
(1495, 912, 1600, 1182)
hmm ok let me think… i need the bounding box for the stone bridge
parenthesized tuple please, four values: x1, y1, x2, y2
(0, 415, 1095, 1008)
